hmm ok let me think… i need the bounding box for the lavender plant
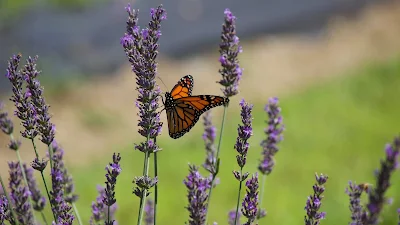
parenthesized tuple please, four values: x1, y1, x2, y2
(346, 182, 368, 224)
(257, 97, 284, 221)
(232, 99, 253, 223)
(365, 136, 400, 224)
(120, 4, 166, 225)
(241, 173, 259, 225)
(144, 198, 154, 225)
(304, 173, 328, 225)
(184, 165, 212, 225)
(205, 7, 243, 221)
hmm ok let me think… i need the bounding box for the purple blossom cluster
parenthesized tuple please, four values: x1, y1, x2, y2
(202, 112, 218, 175)
(233, 99, 253, 179)
(218, 8, 243, 98)
(90, 185, 118, 225)
(241, 173, 259, 225)
(304, 173, 328, 225)
(184, 165, 212, 225)
(259, 97, 284, 175)
(8, 161, 34, 224)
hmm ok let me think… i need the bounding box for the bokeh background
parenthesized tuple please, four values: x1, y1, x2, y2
(1, 0, 400, 224)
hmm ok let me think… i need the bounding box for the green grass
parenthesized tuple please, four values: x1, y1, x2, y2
(44, 57, 400, 224)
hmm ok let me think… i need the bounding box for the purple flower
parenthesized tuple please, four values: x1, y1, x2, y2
(0, 192, 15, 225)
(0, 102, 21, 151)
(258, 97, 284, 175)
(8, 161, 34, 224)
(397, 208, 400, 225)
(102, 153, 121, 225)
(233, 99, 253, 179)
(184, 165, 212, 225)
(366, 136, 400, 224)
(346, 181, 368, 225)
(121, 4, 165, 144)
(51, 142, 78, 203)
(144, 198, 154, 225)
(90, 185, 118, 225)
(5, 54, 38, 140)
(202, 111, 218, 175)
(21, 55, 55, 146)
(228, 209, 240, 225)
(0, 102, 13, 135)
(23, 164, 46, 211)
(304, 173, 328, 225)
(50, 144, 75, 224)
(241, 173, 259, 225)
(218, 8, 243, 98)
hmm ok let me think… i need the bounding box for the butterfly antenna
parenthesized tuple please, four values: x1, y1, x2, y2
(157, 76, 168, 92)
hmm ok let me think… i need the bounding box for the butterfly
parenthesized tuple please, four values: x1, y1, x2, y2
(163, 75, 229, 139)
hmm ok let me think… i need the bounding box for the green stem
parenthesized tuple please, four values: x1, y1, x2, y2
(72, 202, 83, 225)
(39, 171, 56, 221)
(137, 150, 151, 225)
(29, 139, 56, 221)
(234, 167, 244, 224)
(0, 175, 19, 225)
(205, 105, 228, 224)
(40, 211, 48, 225)
(154, 151, 158, 225)
(256, 174, 267, 223)
(47, 144, 54, 171)
(15, 149, 38, 223)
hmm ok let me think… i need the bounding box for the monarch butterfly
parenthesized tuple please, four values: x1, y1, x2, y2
(163, 75, 229, 139)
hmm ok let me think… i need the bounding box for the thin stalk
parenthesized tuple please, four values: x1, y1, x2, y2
(154, 151, 158, 225)
(0, 175, 19, 225)
(137, 150, 151, 225)
(39, 171, 56, 221)
(72, 202, 83, 225)
(205, 105, 228, 223)
(30, 139, 56, 221)
(234, 168, 244, 224)
(15, 149, 38, 223)
(47, 144, 54, 171)
(40, 211, 48, 225)
(256, 174, 267, 223)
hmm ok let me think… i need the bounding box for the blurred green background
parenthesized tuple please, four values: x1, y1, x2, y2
(1, 1, 400, 225)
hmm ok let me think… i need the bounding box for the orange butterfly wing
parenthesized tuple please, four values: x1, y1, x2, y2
(165, 75, 229, 139)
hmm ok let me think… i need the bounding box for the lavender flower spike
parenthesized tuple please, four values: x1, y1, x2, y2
(233, 99, 253, 180)
(5, 54, 38, 140)
(22, 55, 55, 145)
(241, 173, 259, 225)
(218, 8, 243, 98)
(121, 4, 165, 146)
(90, 185, 118, 225)
(346, 181, 368, 225)
(228, 209, 241, 225)
(23, 164, 46, 211)
(103, 153, 122, 225)
(184, 165, 212, 225)
(259, 97, 284, 175)
(202, 111, 218, 175)
(52, 141, 78, 203)
(8, 161, 34, 224)
(0, 102, 21, 151)
(50, 145, 74, 224)
(397, 208, 400, 225)
(366, 136, 400, 224)
(144, 198, 154, 225)
(304, 173, 328, 225)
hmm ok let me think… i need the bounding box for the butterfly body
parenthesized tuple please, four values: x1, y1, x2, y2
(164, 75, 229, 139)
